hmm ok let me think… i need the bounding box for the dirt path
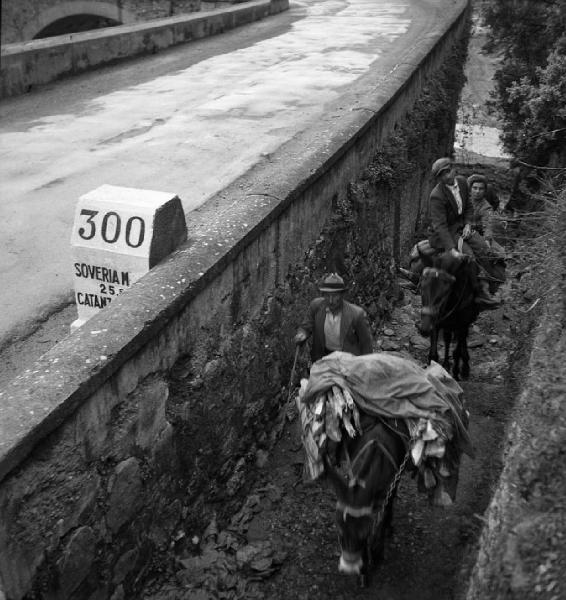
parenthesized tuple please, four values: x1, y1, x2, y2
(256, 300, 518, 600)
(459, 22, 500, 128)
(454, 10, 509, 165)
(243, 15, 523, 594)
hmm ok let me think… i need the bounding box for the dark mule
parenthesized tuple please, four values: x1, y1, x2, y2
(418, 253, 480, 380)
(324, 417, 408, 587)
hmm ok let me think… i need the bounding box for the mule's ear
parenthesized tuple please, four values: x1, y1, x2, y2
(432, 254, 447, 269)
(437, 253, 454, 272)
(323, 454, 349, 500)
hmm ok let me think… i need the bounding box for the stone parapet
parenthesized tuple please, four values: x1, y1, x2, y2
(0, 0, 289, 98)
(2, 0, 203, 45)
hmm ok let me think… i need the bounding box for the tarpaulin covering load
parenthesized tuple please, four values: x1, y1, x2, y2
(297, 351, 474, 506)
(304, 352, 459, 418)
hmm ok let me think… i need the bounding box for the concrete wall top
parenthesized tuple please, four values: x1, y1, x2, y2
(1, 0, 203, 44)
(1, 0, 277, 54)
(0, 0, 470, 483)
(0, 0, 289, 98)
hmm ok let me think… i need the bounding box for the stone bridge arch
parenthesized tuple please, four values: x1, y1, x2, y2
(23, 1, 137, 41)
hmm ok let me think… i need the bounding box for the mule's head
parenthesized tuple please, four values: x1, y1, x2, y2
(323, 443, 384, 576)
(418, 266, 456, 336)
(335, 500, 373, 575)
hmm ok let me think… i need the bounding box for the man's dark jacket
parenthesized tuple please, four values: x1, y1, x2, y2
(299, 298, 373, 362)
(428, 175, 473, 251)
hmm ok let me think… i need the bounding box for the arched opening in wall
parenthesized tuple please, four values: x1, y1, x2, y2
(33, 14, 121, 39)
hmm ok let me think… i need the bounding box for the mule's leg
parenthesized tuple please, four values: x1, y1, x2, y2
(359, 544, 370, 588)
(452, 328, 464, 380)
(453, 344, 460, 380)
(372, 495, 397, 567)
(383, 487, 398, 539)
(460, 326, 471, 379)
(451, 327, 470, 381)
(372, 520, 383, 560)
(442, 328, 452, 371)
(429, 327, 440, 364)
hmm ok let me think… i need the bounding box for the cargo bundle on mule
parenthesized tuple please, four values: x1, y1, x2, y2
(296, 352, 474, 506)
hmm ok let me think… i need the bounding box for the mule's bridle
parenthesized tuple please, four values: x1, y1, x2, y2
(421, 266, 467, 325)
(336, 501, 373, 520)
(336, 440, 410, 524)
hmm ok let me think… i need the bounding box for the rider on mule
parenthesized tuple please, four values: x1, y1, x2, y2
(428, 157, 501, 308)
(468, 173, 507, 292)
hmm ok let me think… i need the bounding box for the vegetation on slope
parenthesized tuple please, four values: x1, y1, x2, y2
(480, 0, 566, 167)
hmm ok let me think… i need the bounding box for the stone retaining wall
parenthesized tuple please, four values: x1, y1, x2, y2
(465, 204, 566, 599)
(0, 2, 471, 598)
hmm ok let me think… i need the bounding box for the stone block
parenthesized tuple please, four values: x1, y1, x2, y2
(112, 549, 138, 585)
(106, 458, 142, 533)
(55, 526, 96, 599)
(152, 423, 176, 467)
(70, 184, 187, 328)
(110, 584, 124, 600)
(148, 497, 182, 549)
(48, 475, 101, 553)
(136, 379, 169, 452)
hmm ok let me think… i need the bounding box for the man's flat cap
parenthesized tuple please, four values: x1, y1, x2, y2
(319, 273, 347, 292)
(431, 157, 452, 178)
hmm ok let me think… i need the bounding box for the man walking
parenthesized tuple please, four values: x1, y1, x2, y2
(294, 273, 373, 362)
(428, 157, 500, 307)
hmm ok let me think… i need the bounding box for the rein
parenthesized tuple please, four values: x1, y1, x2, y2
(439, 273, 468, 323)
(371, 450, 410, 534)
(344, 437, 398, 482)
(336, 452, 409, 523)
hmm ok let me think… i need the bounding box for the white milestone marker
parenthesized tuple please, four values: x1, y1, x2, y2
(70, 184, 187, 331)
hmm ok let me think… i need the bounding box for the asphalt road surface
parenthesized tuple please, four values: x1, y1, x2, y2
(0, 0, 449, 356)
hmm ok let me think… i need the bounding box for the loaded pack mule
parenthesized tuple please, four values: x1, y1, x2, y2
(323, 415, 409, 587)
(298, 353, 471, 587)
(417, 252, 480, 380)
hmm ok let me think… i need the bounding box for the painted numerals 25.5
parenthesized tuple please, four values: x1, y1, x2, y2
(99, 284, 123, 296)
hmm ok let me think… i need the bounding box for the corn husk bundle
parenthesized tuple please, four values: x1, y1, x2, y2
(296, 379, 361, 480)
(407, 415, 462, 506)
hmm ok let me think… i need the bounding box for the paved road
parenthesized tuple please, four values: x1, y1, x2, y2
(0, 0, 447, 352)
(454, 18, 510, 161)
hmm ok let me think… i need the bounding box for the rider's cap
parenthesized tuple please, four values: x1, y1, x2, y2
(431, 157, 452, 178)
(467, 173, 487, 188)
(319, 273, 347, 293)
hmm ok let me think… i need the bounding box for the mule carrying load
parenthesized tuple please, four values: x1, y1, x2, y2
(296, 351, 473, 506)
(296, 351, 474, 581)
